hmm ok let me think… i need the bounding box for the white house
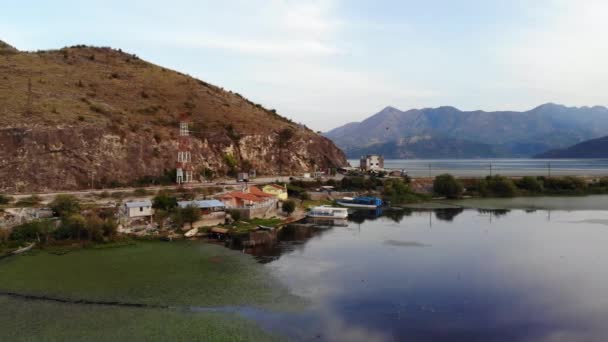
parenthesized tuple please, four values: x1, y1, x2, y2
(124, 200, 153, 218)
(360, 154, 384, 171)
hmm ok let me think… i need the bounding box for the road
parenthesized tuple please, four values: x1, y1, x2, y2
(7, 176, 298, 201)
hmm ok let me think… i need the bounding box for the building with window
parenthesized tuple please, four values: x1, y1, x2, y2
(123, 200, 153, 218)
(360, 154, 384, 171)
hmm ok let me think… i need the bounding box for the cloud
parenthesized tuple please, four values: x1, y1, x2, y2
(154, 0, 342, 58)
(496, 0, 608, 104)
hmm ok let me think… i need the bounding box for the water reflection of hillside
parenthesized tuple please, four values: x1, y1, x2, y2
(244, 223, 337, 264)
(245, 208, 520, 263)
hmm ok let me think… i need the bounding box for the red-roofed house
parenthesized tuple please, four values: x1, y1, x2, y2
(219, 187, 279, 219)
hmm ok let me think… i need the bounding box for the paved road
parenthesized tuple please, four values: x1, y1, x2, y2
(7, 176, 316, 201)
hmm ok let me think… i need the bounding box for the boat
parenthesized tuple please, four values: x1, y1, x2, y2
(335, 196, 383, 209)
(184, 228, 198, 238)
(11, 242, 35, 255)
(307, 206, 349, 219)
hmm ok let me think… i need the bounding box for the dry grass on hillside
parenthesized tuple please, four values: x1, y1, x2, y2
(0, 43, 301, 137)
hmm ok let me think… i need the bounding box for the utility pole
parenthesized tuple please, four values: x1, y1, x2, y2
(547, 162, 551, 178)
(489, 163, 493, 177)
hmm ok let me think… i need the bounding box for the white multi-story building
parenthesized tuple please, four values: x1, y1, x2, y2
(360, 154, 384, 171)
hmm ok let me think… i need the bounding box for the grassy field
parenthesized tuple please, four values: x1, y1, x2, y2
(0, 241, 301, 340)
(0, 296, 282, 342)
(0, 241, 297, 308)
(226, 217, 284, 233)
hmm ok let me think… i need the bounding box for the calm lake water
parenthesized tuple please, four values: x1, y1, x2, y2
(243, 204, 608, 341)
(347, 158, 608, 177)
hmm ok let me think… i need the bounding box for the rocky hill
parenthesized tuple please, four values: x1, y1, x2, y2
(535, 136, 608, 158)
(325, 104, 608, 158)
(0, 41, 346, 192)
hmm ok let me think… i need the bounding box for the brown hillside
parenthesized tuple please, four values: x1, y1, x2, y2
(0, 42, 346, 192)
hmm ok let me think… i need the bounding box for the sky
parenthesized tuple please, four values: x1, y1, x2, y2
(2, 0, 608, 131)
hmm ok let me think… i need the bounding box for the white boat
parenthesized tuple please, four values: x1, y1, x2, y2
(307, 206, 348, 219)
(184, 228, 198, 238)
(335, 196, 383, 209)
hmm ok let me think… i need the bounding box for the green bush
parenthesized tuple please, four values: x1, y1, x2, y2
(50, 195, 81, 217)
(433, 174, 464, 198)
(0, 194, 13, 205)
(542, 176, 586, 192)
(10, 220, 55, 243)
(15, 195, 42, 207)
(152, 194, 178, 212)
(229, 210, 242, 222)
(481, 175, 518, 197)
(282, 200, 296, 215)
(516, 176, 543, 193)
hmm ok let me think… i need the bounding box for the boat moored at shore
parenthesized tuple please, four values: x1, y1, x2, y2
(336, 196, 383, 209)
(307, 206, 349, 219)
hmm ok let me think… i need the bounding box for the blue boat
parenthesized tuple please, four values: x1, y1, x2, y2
(336, 196, 383, 209)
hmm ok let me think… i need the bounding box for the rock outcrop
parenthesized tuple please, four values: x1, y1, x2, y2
(0, 42, 346, 192)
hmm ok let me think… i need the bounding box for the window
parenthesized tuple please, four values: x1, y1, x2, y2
(140, 207, 143, 212)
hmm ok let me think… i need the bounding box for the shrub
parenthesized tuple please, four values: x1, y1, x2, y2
(50, 195, 81, 217)
(181, 206, 201, 228)
(152, 194, 178, 212)
(0, 194, 13, 205)
(15, 195, 42, 207)
(543, 176, 586, 192)
(433, 174, 464, 198)
(10, 220, 55, 243)
(516, 176, 543, 193)
(132, 188, 149, 196)
(482, 175, 518, 197)
(282, 200, 296, 215)
(229, 210, 242, 222)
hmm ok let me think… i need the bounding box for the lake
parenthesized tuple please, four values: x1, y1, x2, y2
(240, 200, 608, 341)
(4, 197, 608, 341)
(347, 158, 608, 177)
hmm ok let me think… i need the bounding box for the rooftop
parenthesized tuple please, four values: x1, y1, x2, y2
(178, 200, 226, 209)
(125, 200, 152, 208)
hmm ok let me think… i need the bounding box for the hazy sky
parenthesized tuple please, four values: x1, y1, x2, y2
(2, 0, 608, 131)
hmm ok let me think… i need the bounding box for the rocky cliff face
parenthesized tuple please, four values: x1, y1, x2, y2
(0, 41, 346, 192)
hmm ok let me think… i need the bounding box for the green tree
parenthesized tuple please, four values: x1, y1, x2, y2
(181, 206, 201, 229)
(56, 214, 87, 240)
(102, 219, 118, 238)
(433, 174, 464, 198)
(152, 194, 178, 212)
(50, 195, 81, 217)
(153, 209, 170, 230)
(224, 153, 238, 177)
(85, 214, 105, 242)
(10, 220, 55, 243)
(282, 200, 296, 216)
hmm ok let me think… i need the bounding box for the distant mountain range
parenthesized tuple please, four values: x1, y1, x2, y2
(535, 135, 608, 158)
(324, 104, 608, 159)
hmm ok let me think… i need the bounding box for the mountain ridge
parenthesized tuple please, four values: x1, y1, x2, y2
(325, 104, 608, 158)
(535, 135, 608, 158)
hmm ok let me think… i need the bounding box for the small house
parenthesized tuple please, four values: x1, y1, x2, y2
(124, 200, 153, 218)
(261, 184, 288, 200)
(178, 200, 226, 215)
